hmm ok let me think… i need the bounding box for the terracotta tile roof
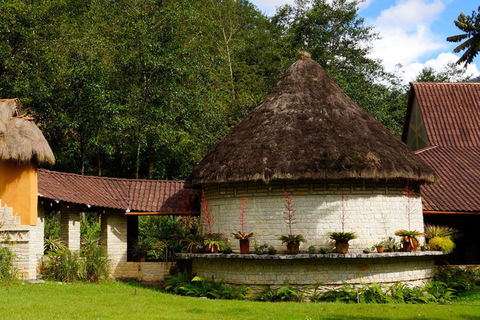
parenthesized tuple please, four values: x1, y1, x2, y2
(403, 82, 480, 213)
(406, 82, 480, 147)
(416, 147, 480, 212)
(38, 169, 199, 214)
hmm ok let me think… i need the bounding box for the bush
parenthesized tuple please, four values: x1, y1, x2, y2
(255, 284, 307, 302)
(81, 237, 110, 282)
(41, 249, 86, 282)
(435, 266, 480, 293)
(0, 247, 16, 284)
(428, 236, 456, 254)
(163, 270, 250, 300)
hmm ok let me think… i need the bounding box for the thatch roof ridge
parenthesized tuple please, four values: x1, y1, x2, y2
(0, 98, 55, 165)
(186, 57, 438, 187)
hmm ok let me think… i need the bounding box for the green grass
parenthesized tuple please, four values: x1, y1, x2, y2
(0, 282, 479, 319)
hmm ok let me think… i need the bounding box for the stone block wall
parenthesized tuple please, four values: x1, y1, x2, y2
(203, 180, 424, 252)
(0, 201, 42, 279)
(101, 211, 128, 273)
(60, 209, 80, 252)
(191, 253, 437, 288)
(113, 262, 175, 282)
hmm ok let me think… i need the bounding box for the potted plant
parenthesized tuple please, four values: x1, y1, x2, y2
(394, 230, 424, 252)
(268, 245, 277, 255)
(204, 233, 223, 253)
(232, 196, 254, 254)
(329, 232, 357, 254)
(375, 241, 386, 253)
(131, 239, 152, 262)
(220, 240, 233, 254)
(308, 245, 316, 254)
(320, 247, 330, 254)
(384, 237, 398, 252)
(278, 189, 306, 254)
(254, 242, 268, 254)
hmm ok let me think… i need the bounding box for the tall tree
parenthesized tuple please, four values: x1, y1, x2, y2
(447, 6, 480, 66)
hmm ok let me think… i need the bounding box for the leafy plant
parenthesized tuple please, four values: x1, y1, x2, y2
(232, 196, 254, 240)
(395, 229, 424, 251)
(255, 283, 308, 302)
(317, 283, 357, 303)
(424, 224, 460, 239)
(44, 236, 66, 253)
(279, 189, 305, 244)
(428, 236, 456, 254)
(319, 247, 330, 254)
(329, 232, 357, 242)
(435, 266, 480, 293)
(308, 245, 316, 253)
(0, 247, 17, 284)
(41, 249, 86, 282)
(278, 234, 306, 244)
(81, 238, 110, 282)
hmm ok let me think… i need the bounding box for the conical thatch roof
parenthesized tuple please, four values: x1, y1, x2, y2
(0, 99, 55, 165)
(186, 56, 438, 187)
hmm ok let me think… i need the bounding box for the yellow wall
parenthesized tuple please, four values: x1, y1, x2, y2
(0, 160, 37, 226)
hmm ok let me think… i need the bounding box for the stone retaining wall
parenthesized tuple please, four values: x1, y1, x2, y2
(203, 180, 423, 251)
(112, 262, 175, 282)
(188, 252, 441, 289)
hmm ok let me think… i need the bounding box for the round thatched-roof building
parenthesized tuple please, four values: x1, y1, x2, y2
(185, 56, 440, 289)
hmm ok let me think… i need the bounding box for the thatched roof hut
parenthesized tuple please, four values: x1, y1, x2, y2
(0, 98, 55, 165)
(186, 56, 437, 187)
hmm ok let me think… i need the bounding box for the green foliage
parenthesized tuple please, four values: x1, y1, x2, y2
(163, 270, 250, 300)
(44, 236, 65, 253)
(41, 249, 86, 283)
(278, 234, 306, 244)
(138, 216, 184, 261)
(428, 236, 456, 254)
(329, 232, 357, 241)
(317, 283, 358, 303)
(435, 266, 480, 293)
(41, 240, 109, 282)
(415, 64, 472, 83)
(255, 284, 308, 302)
(424, 224, 460, 240)
(447, 6, 480, 66)
(0, 247, 17, 284)
(44, 211, 61, 240)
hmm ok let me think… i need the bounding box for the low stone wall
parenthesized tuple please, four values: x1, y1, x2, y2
(112, 262, 175, 282)
(186, 252, 442, 289)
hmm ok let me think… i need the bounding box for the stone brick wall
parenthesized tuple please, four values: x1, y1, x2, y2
(101, 211, 128, 272)
(203, 180, 424, 252)
(0, 201, 39, 279)
(191, 253, 437, 288)
(60, 209, 80, 251)
(112, 262, 175, 282)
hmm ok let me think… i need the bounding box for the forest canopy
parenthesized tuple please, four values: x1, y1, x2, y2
(0, 0, 470, 180)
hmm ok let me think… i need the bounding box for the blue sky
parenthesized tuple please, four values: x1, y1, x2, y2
(249, 0, 480, 83)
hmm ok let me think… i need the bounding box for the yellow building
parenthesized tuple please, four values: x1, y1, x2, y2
(0, 98, 54, 225)
(0, 98, 54, 278)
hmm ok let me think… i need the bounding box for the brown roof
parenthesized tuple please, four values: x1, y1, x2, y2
(0, 99, 55, 165)
(186, 56, 438, 187)
(403, 82, 480, 147)
(416, 147, 480, 212)
(403, 82, 480, 213)
(38, 169, 199, 214)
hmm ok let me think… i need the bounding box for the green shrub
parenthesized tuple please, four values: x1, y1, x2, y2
(163, 270, 250, 300)
(81, 237, 109, 282)
(44, 236, 65, 253)
(255, 284, 307, 302)
(435, 266, 479, 293)
(316, 283, 358, 303)
(429, 236, 456, 254)
(0, 247, 16, 284)
(44, 211, 61, 239)
(41, 249, 86, 282)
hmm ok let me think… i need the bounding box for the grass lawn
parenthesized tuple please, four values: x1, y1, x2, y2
(0, 282, 479, 320)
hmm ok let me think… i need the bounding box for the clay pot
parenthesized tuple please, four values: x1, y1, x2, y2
(335, 240, 349, 254)
(134, 254, 147, 262)
(403, 242, 413, 252)
(376, 246, 385, 253)
(239, 239, 250, 254)
(287, 242, 300, 254)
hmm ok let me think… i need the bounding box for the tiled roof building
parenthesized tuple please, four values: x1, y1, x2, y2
(402, 82, 480, 263)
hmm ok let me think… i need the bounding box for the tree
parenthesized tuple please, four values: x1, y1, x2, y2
(415, 63, 472, 82)
(447, 6, 480, 67)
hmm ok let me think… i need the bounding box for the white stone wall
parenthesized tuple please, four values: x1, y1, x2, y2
(113, 262, 175, 282)
(101, 211, 128, 275)
(60, 210, 80, 251)
(192, 254, 436, 288)
(203, 180, 424, 252)
(0, 201, 39, 279)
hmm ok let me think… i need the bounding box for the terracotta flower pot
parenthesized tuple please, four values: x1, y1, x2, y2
(376, 246, 385, 253)
(404, 242, 413, 252)
(239, 239, 250, 254)
(335, 240, 349, 254)
(287, 242, 300, 254)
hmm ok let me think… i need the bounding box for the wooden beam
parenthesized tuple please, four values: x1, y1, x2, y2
(125, 211, 198, 216)
(423, 210, 480, 215)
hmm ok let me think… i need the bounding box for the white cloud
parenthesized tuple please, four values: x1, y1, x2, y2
(369, 0, 451, 76)
(250, 0, 295, 15)
(398, 52, 479, 83)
